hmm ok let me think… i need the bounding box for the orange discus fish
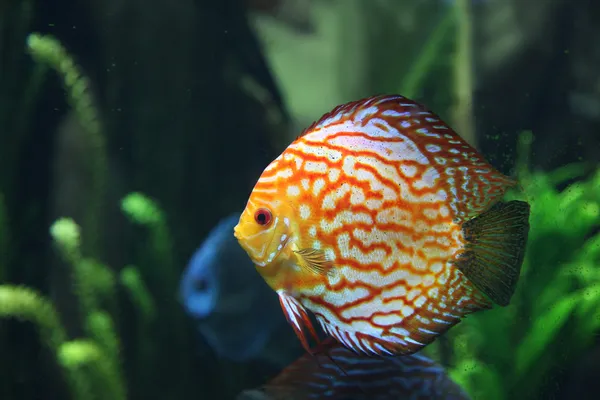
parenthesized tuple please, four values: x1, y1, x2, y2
(233, 94, 530, 357)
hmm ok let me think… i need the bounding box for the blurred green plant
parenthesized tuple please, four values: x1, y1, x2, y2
(442, 131, 600, 400)
(26, 32, 107, 256)
(1, 213, 127, 400)
(3, 13, 599, 400)
(0, 198, 169, 400)
(0, 32, 181, 400)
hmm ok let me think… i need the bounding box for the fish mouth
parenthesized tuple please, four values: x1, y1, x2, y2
(232, 223, 262, 264)
(233, 223, 244, 242)
(233, 224, 253, 253)
(232, 224, 249, 256)
(233, 221, 289, 267)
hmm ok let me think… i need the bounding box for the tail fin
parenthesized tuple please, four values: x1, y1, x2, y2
(454, 200, 531, 306)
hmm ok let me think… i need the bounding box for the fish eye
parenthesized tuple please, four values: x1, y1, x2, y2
(194, 278, 208, 292)
(254, 208, 272, 226)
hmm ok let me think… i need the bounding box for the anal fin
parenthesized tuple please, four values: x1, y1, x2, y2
(455, 200, 531, 306)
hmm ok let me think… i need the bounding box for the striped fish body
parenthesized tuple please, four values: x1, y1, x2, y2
(238, 338, 471, 400)
(234, 95, 530, 357)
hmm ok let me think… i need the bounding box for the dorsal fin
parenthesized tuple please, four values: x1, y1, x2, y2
(296, 95, 392, 139)
(296, 94, 517, 220)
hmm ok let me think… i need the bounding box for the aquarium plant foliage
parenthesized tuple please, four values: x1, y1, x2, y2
(444, 132, 600, 400)
(0, 24, 599, 400)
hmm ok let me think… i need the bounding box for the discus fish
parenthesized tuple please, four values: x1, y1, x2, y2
(237, 338, 470, 400)
(233, 94, 530, 357)
(179, 213, 298, 364)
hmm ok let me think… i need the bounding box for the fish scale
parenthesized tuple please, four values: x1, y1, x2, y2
(235, 94, 530, 358)
(258, 98, 489, 354)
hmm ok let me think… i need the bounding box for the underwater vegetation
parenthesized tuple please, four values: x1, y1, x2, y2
(0, 21, 599, 400)
(443, 132, 600, 400)
(0, 192, 172, 400)
(0, 32, 184, 400)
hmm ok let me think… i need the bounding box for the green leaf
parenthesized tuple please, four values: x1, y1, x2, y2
(450, 360, 505, 400)
(576, 233, 600, 265)
(515, 293, 580, 376)
(532, 272, 573, 317)
(547, 162, 587, 186)
(575, 284, 600, 337)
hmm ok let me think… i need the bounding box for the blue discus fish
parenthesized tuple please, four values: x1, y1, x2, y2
(179, 213, 301, 364)
(237, 339, 471, 400)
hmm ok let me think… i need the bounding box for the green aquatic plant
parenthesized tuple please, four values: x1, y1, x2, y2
(0, 198, 172, 400)
(121, 192, 174, 276)
(445, 132, 600, 400)
(0, 285, 101, 400)
(120, 191, 190, 397)
(119, 264, 156, 386)
(26, 32, 107, 256)
(50, 217, 127, 400)
(120, 192, 180, 325)
(0, 32, 182, 400)
(59, 339, 125, 400)
(8, 15, 597, 400)
(25, 33, 103, 144)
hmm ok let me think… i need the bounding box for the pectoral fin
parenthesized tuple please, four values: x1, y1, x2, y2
(294, 248, 334, 277)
